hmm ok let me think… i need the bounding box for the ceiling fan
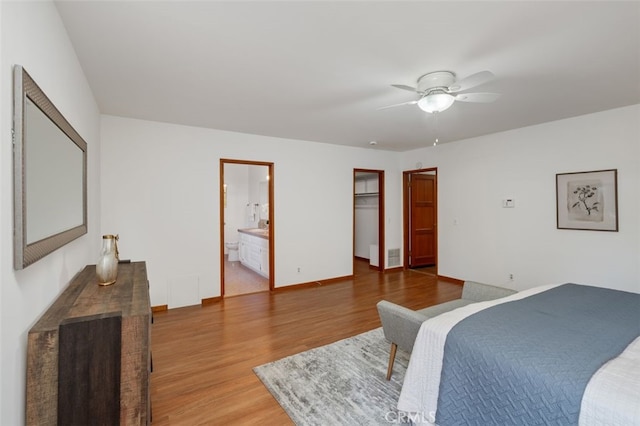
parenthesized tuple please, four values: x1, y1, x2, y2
(379, 70, 500, 113)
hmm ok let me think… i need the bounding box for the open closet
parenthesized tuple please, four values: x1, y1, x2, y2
(354, 170, 384, 271)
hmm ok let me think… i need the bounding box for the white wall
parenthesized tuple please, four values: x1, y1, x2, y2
(223, 163, 250, 250)
(401, 105, 640, 293)
(0, 1, 101, 424)
(100, 115, 402, 308)
(103, 106, 640, 308)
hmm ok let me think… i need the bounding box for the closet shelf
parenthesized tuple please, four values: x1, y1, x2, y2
(355, 192, 379, 197)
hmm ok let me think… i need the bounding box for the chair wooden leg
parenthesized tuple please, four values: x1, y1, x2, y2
(386, 342, 398, 380)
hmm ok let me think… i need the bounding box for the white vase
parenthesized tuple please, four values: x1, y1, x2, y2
(96, 234, 119, 286)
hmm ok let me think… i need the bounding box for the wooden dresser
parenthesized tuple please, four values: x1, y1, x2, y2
(26, 261, 151, 425)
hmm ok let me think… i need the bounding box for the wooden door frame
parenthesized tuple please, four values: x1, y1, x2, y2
(220, 159, 274, 296)
(353, 169, 385, 272)
(403, 167, 437, 272)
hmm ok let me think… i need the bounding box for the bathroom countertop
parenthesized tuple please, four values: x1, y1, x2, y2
(238, 228, 269, 239)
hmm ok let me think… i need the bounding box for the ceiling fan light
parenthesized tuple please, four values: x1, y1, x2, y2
(418, 92, 455, 113)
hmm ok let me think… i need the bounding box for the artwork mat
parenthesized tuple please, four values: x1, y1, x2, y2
(556, 169, 618, 231)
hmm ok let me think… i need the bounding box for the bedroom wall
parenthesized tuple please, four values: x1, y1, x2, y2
(100, 115, 402, 308)
(401, 105, 640, 294)
(0, 1, 102, 424)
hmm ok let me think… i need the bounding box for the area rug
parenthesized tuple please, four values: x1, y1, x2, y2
(253, 328, 411, 425)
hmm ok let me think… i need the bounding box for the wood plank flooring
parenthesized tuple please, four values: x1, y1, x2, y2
(150, 261, 462, 425)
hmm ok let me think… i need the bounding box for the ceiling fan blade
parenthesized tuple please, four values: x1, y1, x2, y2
(454, 92, 501, 103)
(376, 100, 419, 110)
(391, 84, 418, 92)
(449, 71, 495, 92)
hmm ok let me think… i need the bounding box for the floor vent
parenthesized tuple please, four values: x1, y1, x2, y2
(388, 248, 401, 267)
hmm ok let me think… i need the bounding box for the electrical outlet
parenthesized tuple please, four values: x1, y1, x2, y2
(502, 199, 515, 208)
(509, 273, 514, 281)
(297, 267, 301, 273)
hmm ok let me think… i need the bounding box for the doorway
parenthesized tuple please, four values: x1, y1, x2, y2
(403, 168, 437, 274)
(220, 159, 274, 296)
(353, 169, 384, 273)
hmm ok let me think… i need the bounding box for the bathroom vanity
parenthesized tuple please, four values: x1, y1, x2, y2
(238, 228, 269, 277)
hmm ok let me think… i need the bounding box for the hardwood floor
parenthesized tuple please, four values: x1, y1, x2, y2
(150, 261, 462, 425)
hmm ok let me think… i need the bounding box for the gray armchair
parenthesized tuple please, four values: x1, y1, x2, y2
(377, 281, 516, 380)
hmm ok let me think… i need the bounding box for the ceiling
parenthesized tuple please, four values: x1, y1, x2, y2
(55, 1, 640, 152)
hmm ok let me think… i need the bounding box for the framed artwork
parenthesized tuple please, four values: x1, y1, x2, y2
(556, 169, 618, 231)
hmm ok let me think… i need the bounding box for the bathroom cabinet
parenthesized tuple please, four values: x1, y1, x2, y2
(239, 232, 269, 277)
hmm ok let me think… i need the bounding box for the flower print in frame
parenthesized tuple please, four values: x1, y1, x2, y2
(556, 169, 618, 231)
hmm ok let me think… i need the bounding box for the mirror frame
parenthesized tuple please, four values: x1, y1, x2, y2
(13, 65, 88, 270)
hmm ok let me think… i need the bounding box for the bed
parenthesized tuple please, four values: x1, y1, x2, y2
(397, 283, 640, 425)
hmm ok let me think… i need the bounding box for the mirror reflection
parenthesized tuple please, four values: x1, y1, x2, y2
(25, 98, 84, 243)
(13, 65, 87, 269)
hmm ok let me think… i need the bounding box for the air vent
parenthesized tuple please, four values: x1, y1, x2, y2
(388, 248, 401, 267)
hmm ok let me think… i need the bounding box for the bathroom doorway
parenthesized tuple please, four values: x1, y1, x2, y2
(220, 159, 274, 296)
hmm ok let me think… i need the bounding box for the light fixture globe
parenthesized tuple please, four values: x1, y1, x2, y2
(417, 91, 455, 113)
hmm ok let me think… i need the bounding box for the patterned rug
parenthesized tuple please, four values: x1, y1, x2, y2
(253, 328, 411, 425)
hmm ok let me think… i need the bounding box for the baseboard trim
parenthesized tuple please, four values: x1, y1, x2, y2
(202, 296, 222, 306)
(157, 274, 462, 310)
(437, 275, 464, 285)
(272, 274, 354, 293)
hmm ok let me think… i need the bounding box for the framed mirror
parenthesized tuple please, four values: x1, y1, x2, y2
(13, 65, 87, 269)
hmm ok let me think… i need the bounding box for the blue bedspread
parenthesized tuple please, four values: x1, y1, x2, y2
(436, 284, 640, 426)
